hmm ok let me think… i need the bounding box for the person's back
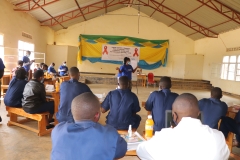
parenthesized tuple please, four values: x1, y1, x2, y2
(137, 93, 229, 160)
(199, 87, 228, 129)
(145, 77, 178, 131)
(22, 79, 45, 112)
(101, 85, 141, 129)
(56, 67, 92, 123)
(4, 69, 28, 107)
(51, 93, 127, 160)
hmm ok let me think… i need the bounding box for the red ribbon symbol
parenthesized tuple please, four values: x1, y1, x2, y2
(133, 48, 139, 57)
(102, 46, 108, 55)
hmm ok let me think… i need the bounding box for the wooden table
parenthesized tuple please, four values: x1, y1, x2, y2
(46, 91, 60, 125)
(137, 74, 146, 87)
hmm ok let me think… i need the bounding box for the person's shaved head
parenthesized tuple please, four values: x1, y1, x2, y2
(159, 76, 172, 89)
(211, 87, 222, 99)
(172, 93, 200, 124)
(69, 67, 80, 80)
(119, 76, 129, 89)
(71, 92, 101, 122)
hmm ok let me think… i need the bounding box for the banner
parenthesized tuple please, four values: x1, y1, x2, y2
(101, 45, 140, 62)
(78, 34, 169, 70)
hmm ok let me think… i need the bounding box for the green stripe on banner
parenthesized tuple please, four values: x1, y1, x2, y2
(80, 34, 168, 44)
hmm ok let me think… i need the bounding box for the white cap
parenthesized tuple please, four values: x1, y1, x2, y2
(148, 115, 152, 119)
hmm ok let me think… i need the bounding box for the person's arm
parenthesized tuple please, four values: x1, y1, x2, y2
(0, 69, 4, 79)
(132, 65, 139, 73)
(101, 93, 110, 113)
(116, 66, 122, 73)
(132, 94, 141, 114)
(114, 134, 127, 159)
(145, 93, 155, 111)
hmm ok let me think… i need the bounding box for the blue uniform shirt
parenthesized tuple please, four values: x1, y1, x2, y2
(48, 66, 57, 73)
(102, 89, 141, 130)
(59, 65, 68, 76)
(4, 77, 28, 107)
(120, 65, 133, 80)
(51, 121, 127, 160)
(0, 58, 5, 70)
(199, 98, 228, 129)
(56, 79, 92, 123)
(22, 56, 30, 72)
(145, 89, 179, 131)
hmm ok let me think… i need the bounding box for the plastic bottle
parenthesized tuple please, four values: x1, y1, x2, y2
(128, 125, 132, 138)
(55, 80, 60, 92)
(145, 115, 154, 138)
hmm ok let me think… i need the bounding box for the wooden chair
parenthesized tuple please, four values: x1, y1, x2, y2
(6, 107, 52, 136)
(224, 108, 237, 152)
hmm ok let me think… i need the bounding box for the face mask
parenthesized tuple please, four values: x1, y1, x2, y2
(127, 62, 131, 65)
(63, 63, 66, 66)
(26, 54, 30, 57)
(43, 70, 47, 73)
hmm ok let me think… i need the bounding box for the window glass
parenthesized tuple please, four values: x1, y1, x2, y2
(223, 56, 229, 63)
(230, 56, 236, 63)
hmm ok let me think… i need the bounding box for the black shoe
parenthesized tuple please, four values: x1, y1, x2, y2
(0, 116, 2, 122)
(46, 124, 54, 130)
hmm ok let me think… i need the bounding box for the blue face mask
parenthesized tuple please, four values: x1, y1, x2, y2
(127, 62, 131, 65)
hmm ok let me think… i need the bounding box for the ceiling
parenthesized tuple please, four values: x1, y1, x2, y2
(7, 0, 240, 40)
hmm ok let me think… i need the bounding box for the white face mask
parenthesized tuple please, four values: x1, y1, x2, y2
(26, 54, 30, 57)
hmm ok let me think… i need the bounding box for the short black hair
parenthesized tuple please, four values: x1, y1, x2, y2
(18, 60, 23, 66)
(34, 70, 44, 79)
(43, 64, 48, 70)
(69, 67, 79, 75)
(123, 57, 129, 65)
(40, 63, 45, 67)
(15, 68, 26, 80)
(160, 76, 172, 89)
(51, 63, 55, 66)
(211, 87, 222, 99)
(119, 76, 129, 85)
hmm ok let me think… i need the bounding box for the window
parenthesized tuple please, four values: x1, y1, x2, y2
(221, 55, 240, 81)
(18, 40, 35, 70)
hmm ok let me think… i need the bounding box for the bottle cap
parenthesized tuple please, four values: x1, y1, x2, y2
(128, 125, 132, 130)
(148, 115, 152, 119)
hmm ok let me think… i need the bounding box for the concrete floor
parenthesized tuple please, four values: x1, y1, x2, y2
(0, 84, 240, 160)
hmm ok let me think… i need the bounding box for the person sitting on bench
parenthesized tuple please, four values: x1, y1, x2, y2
(4, 68, 28, 107)
(22, 70, 54, 129)
(51, 92, 127, 160)
(101, 76, 141, 130)
(11, 60, 24, 77)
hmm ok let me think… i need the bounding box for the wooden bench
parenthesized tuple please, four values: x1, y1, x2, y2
(6, 107, 52, 136)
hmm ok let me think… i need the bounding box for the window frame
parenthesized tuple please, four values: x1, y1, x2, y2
(221, 55, 240, 81)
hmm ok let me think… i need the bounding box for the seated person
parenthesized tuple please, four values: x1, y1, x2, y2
(199, 87, 228, 129)
(145, 77, 178, 131)
(56, 67, 92, 123)
(137, 93, 230, 160)
(22, 70, 54, 129)
(48, 63, 57, 75)
(220, 110, 240, 148)
(12, 60, 24, 77)
(51, 93, 127, 160)
(4, 69, 28, 107)
(58, 61, 68, 76)
(33, 64, 41, 72)
(40, 62, 45, 69)
(42, 64, 48, 73)
(101, 76, 141, 130)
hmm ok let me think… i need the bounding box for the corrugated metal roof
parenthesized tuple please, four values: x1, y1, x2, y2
(7, 0, 240, 40)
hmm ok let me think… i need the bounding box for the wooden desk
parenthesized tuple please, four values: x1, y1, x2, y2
(137, 74, 146, 87)
(46, 91, 60, 125)
(59, 76, 70, 82)
(117, 130, 137, 156)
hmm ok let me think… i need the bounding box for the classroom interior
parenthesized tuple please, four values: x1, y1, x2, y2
(1, 0, 240, 159)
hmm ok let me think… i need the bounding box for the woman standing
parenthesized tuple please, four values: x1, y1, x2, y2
(116, 57, 139, 89)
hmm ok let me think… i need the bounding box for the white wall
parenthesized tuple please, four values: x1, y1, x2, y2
(0, 0, 54, 54)
(55, 7, 194, 76)
(195, 28, 240, 94)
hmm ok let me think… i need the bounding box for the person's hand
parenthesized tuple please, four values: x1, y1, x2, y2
(116, 67, 119, 70)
